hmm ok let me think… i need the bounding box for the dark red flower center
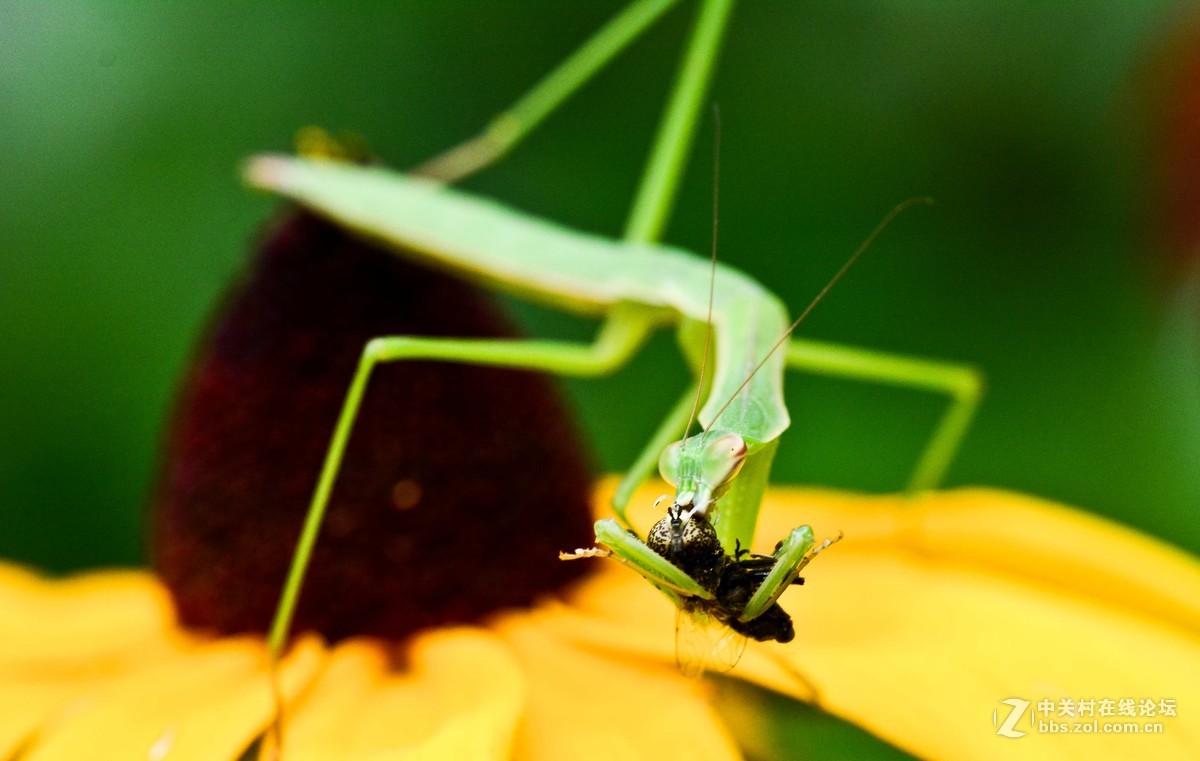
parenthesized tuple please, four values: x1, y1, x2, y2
(151, 212, 596, 642)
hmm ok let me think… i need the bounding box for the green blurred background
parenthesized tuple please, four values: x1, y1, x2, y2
(2, 0, 1198, 577)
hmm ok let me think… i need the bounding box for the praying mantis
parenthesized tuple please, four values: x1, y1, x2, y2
(248, 0, 983, 671)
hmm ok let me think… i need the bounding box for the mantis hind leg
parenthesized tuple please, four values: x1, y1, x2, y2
(785, 337, 983, 493)
(415, 0, 683, 182)
(266, 306, 656, 659)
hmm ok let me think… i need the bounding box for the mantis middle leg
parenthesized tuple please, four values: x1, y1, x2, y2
(786, 337, 984, 493)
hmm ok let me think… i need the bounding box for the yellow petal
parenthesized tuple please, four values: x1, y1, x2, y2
(753, 487, 1200, 633)
(22, 635, 325, 761)
(567, 480, 1200, 760)
(0, 564, 187, 666)
(492, 609, 741, 761)
(0, 565, 201, 758)
(284, 628, 524, 761)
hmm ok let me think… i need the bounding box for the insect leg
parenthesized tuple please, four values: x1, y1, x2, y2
(738, 529, 842, 623)
(592, 519, 712, 603)
(736, 556, 787, 572)
(785, 337, 983, 492)
(737, 525, 817, 622)
(624, 0, 735, 242)
(266, 307, 656, 660)
(415, 0, 682, 182)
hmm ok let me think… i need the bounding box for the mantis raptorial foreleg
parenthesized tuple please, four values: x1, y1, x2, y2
(266, 305, 659, 654)
(739, 528, 843, 622)
(785, 337, 983, 493)
(587, 518, 714, 603)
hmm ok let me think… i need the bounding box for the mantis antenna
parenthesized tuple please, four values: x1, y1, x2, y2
(705, 196, 935, 431)
(683, 105, 723, 439)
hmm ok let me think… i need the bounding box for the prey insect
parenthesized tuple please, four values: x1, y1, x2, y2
(246, 0, 983, 688)
(652, 499, 841, 676)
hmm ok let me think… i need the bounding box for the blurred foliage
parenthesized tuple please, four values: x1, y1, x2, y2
(2, 0, 1197, 578)
(712, 679, 917, 761)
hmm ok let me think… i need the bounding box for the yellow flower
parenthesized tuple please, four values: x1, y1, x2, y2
(2, 481, 1198, 760)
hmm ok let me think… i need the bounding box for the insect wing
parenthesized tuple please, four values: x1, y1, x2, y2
(674, 606, 748, 678)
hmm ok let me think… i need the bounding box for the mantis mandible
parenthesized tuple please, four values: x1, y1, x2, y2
(246, 0, 982, 670)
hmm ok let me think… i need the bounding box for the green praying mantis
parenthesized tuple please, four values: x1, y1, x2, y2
(248, 0, 982, 676)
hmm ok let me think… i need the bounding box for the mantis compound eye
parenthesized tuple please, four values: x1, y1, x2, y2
(700, 432, 747, 487)
(658, 440, 684, 487)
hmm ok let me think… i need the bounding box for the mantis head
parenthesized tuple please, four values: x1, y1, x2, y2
(658, 431, 747, 517)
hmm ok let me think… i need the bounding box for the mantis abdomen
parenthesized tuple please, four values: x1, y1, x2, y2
(246, 155, 791, 443)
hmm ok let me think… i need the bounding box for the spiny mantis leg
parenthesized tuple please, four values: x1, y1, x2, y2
(785, 337, 983, 493)
(265, 306, 657, 660)
(585, 518, 713, 604)
(738, 526, 846, 623)
(414, 0, 683, 183)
